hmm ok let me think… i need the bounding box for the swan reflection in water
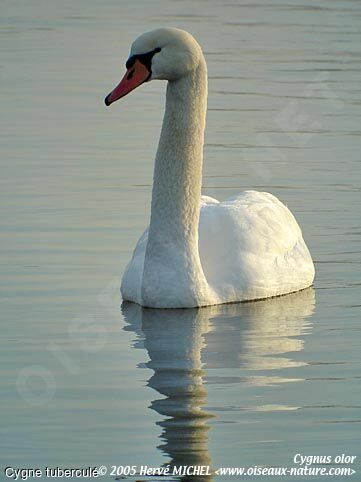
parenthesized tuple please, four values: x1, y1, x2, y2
(122, 288, 315, 481)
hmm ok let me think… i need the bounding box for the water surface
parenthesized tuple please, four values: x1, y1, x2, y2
(1, 1, 360, 480)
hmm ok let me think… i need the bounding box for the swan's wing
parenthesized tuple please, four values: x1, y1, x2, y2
(199, 190, 314, 301)
(121, 227, 148, 304)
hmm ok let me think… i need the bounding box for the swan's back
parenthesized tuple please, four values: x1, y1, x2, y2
(199, 190, 314, 302)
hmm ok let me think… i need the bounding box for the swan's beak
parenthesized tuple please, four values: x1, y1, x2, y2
(105, 59, 150, 106)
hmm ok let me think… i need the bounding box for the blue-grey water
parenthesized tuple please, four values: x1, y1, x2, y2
(1, 1, 360, 481)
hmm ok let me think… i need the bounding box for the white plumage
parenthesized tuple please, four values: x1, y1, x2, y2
(105, 28, 315, 308)
(199, 191, 314, 302)
(122, 191, 314, 306)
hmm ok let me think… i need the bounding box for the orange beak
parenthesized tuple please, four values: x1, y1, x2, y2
(105, 59, 150, 106)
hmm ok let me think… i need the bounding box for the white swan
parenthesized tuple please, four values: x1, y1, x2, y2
(105, 28, 315, 308)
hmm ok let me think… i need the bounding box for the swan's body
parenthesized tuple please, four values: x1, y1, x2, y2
(105, 28, 315, 308)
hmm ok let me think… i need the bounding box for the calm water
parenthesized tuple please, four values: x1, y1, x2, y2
(1, 0, 361, 480)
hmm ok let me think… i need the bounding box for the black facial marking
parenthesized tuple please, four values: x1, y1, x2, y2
(125, 56, 136, 70)
(125, 47, 161, 79)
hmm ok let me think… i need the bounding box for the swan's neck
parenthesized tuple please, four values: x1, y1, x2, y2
(141, 58, 210, 307)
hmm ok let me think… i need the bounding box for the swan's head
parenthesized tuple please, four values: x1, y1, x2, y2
(105, 28, 203, 106)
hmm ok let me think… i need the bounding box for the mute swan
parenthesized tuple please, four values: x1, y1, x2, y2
(105, 28, 315, 308)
